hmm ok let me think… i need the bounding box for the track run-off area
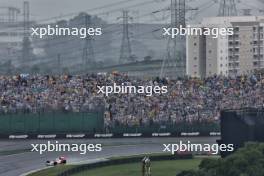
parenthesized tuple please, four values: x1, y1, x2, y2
(0, 137, 219, 176)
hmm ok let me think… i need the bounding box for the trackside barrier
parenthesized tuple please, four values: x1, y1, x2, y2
(57, 154, 193, 176)
(0, 111, 220, 139)
(152, 133, 171, 137)
(181, 132, 200, 136)
(108, 122, 220, 135)
(94, 133, 113, 138)
(9, 135, 28, 139)
(0, 111, 104, 136)
(6, 131, 221, 139)
(66, 134, 86, 138)
(210, 132, 221, 136)
(37, 134, 57, 139)
(123, 133, 142, 137)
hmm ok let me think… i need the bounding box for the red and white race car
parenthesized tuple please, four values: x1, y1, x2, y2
(46, 156, 67, 166)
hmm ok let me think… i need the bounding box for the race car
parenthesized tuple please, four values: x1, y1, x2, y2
(46, 156, 67, 166)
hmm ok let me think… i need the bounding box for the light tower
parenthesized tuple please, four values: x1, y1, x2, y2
(160, 0, 186, 79)
(218, 0, 237, 16)
(82, 14, 95, 72)
(119, 10, 132, 64)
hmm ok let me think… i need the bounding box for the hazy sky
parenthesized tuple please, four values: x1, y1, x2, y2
(0, 0, 263, 24)
(0, 0, 169, 22)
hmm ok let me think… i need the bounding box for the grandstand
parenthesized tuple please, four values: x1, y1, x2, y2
(0, 72, 263, 136)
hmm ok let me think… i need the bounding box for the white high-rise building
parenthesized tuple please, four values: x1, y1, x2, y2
(186, 16, 264, 78)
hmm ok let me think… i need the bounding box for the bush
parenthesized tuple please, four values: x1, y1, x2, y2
(177, 143, 264, 176)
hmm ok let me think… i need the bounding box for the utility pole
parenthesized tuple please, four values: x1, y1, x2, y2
(218, 0, 238, 76)
(8, 7, 20, 23)
(119, 10, 132, 64)
(160, 0, 186, 79)
(218, 0, 237, 16)
(82, 14, 95, 72)
(22, 1, 32, 65)
(257, 24, 261, 70)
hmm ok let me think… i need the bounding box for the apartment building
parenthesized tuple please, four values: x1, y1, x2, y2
(186, 16, 264, 77)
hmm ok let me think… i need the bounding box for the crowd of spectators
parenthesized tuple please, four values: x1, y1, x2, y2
(0, 73, 263, 127)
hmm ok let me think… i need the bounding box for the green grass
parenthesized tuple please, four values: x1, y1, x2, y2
(109, 152, 172, 160)
(27, 153, 206, 176)
(72, 159, 202, 176)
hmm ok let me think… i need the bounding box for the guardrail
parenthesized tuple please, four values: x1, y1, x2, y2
(4, 131, 221, 139)
(0, 111, 220, 139)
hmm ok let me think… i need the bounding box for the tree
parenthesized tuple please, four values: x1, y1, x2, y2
(144, 56, 152, 62)
(129, 55, 138, 62)
(177, 143, 264, 176)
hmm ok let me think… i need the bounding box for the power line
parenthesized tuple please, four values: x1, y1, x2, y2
(1, 0, 159, 33)
(218, 0, 238, 16)
(192, 0, 217, 17)
(2, 8, 163, 53)
(2, 0, 173, 72)
(8, 14, 160, 69)
(12, 9, 165, 56)
(26, 24, 164, 69)
(27, 0, 135, 24)
(11, 10, 160, 58)
(239, 1, 264, 12)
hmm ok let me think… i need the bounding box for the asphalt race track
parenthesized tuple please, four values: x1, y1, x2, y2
(0, 137, 219, 176)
